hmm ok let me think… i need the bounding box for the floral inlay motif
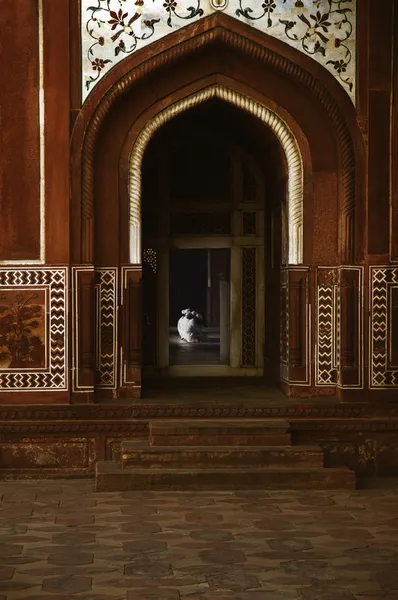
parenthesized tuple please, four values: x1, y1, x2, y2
(236, 0, 354, 92)
(82, 0, 356, 103)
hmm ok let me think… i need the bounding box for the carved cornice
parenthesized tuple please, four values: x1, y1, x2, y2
(0, 402, 379, 422)
(81, 22, 355, 263)
(1, 403, 398, 435)
(1, 414, 398, 435)
(0, 422, 148, 435)
(290, 419, 398, 433)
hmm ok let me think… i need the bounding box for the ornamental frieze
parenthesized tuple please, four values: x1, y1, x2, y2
(82, 0, 356, 103)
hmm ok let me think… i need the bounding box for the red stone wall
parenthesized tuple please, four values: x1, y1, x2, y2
(0, 0, 41, 261)
(0, 5, 397, 406)
(0, 1, 70, 404)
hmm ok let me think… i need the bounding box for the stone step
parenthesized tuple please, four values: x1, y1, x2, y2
(95, 461, 356, 492)
(149, 419, 291, 446)
(120, 441, 324, 469)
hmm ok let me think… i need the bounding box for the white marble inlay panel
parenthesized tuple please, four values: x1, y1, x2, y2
(81, 0, 356, 104)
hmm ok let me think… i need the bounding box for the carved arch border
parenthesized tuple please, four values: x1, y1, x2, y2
(128, 84, 303, 264)
(78, 17, 357, 264)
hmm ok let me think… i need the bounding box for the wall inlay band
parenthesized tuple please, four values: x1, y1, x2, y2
(370, 267, 398, 388)
(81, 0, 356, 104)
(129, 85, 303, 265)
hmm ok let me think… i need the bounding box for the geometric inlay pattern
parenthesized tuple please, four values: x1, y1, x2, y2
(316, 268, 338, 386)
(81, 0, 356, 103)
(0, 269, 67, 391)
(96, 268, 118, 388)
(370, 267, 398, 388)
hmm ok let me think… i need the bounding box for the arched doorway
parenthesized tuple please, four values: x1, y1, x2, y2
(140, 97, 288, 386)
(70, 14, 364, 402)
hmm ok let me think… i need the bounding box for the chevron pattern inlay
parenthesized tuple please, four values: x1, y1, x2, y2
(316, 269, 337, 386)
(97, 269, 117, 388)
(371, 267, 398, 388)
(0, 269, 67, 391)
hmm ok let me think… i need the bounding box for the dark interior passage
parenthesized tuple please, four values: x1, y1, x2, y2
(169, 249, 230, 365)
(142, 98, 286, 380)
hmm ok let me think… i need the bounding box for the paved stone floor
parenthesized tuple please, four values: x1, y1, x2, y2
(1, 479, 398, 599)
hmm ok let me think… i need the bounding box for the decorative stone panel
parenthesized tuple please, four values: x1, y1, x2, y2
(71, 266, 95, 394)
(280, 267, 289, 382)
(338, 266, 363, 388)
(120, 266, 142, 393)
(95, 268, 118, 389)
(81, 0, 356, 103)
(280, 267, 310, 386)
(370, 267, 398, 388)
(0, 268, 67, 391)
(316, 268, 338, 386)
(316, 266, 363, 388)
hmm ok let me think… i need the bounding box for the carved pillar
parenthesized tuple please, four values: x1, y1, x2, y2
(72, 267, 95, 403)
(241, 248, 256, 367)
(338, 267, 363, 388)
(120, 266, 142, 398)
(219, 276, 230, 365)
(286, 268, 310, 385)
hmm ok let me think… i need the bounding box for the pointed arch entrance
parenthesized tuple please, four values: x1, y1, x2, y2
(129, 84, 303, 266)
(70, 13, 364, 402)
(127, 85, 304, 385)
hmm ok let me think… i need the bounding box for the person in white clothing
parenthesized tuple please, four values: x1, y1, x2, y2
(177, 309, 203, 343)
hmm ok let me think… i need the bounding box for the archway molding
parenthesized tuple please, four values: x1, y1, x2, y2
(129, 84, 303, 265)
(72, 13, 359, 266)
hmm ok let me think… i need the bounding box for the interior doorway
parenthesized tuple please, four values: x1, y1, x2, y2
(141, 98, 286, 384)
(169, 248, 230, 366)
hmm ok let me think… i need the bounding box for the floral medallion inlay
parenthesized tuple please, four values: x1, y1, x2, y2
(81, 0, 356, 103)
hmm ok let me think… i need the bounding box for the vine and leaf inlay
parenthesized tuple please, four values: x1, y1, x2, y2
(85, 0, 203, 91)
(236, 0, 353, 91)
(83, 0, 355, 100)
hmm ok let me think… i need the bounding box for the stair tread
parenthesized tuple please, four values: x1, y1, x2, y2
(150, 419, 290, 428)
(122, 442, 322, 453)
(98, 461, 351, 475)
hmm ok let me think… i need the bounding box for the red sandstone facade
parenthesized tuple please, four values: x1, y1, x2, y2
(0, 1, 397, 476)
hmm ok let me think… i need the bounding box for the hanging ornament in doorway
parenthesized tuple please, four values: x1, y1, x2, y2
(210, 0, 228, 11)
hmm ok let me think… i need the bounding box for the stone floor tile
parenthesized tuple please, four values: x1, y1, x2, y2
(2, 493, 38, 503)
(268, 538, 314, 551)
(298, 586, 356, 599)
(48, 552, 94, 565)
(42, 575, 92, 593)
(199, 548, 246, 563)
(51, 531, 96, 544)
(1, 480, 398, 598)
(0, 544, 23, 557)
(127, 590, 180, 599)
(0, 555, 42, 566)
(190, 529, 234, 541)
(124, 562, 173, 577)
(207, 571, 261, 591)
(22, 596, 76, 600)
(0, 565, 15, 580)
(54, 515, 95, 525)
(0, 580, 39, 591)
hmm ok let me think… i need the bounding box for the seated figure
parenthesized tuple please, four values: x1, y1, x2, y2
(177, 309, 203, 343)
